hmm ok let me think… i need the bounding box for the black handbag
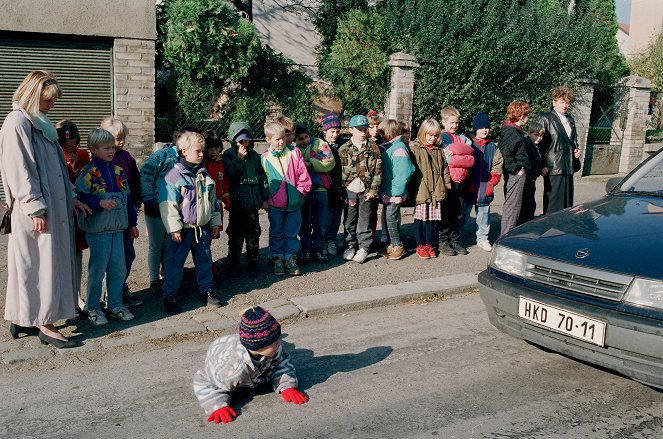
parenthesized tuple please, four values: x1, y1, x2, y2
(0, 198, 13, 234)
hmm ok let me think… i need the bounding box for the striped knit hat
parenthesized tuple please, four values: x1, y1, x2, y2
(238, 307, 281, 351)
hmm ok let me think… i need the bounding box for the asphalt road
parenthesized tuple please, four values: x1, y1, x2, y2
(3, 292, 662, 438)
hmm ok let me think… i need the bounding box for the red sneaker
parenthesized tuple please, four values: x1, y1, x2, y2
(425, 244, 437, 258)
(416, 245, 430, 259)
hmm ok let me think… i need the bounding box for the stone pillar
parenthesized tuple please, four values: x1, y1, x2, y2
(385, 52, 419, 130)
(618, 76, 652, 173)
(573, 78, 596, 179)
(113, 38, 156, 157)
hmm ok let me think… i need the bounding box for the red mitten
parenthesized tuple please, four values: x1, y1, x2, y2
(485, 183, 494, 198)
(488, 171, 501, 187)
(281, 388, 309, 404)
(207, 406, 237, 424)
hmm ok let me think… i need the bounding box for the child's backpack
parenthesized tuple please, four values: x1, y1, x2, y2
(400, 146, 421, 208)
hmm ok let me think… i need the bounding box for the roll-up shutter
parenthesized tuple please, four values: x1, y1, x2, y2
(0, 35, 112, 201)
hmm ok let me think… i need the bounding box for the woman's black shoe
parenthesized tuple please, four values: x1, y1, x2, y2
(9, 323, 39, 339)
(38, 331, 80, 349)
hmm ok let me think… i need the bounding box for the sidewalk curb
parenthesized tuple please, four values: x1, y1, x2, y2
(289, 272, 480, 317)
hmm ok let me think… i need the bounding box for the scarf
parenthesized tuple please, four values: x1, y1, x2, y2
(32, 112, 59, 142)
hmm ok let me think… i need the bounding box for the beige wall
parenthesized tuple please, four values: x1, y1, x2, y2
(627, 0, 663, 58)
(0, 0, 155, 40)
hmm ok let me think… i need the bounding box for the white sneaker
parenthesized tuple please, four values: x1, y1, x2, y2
(107, 306, 135, 321)
(326, 240, 338, 256)
(87, 309, 108, 326)
(477, 241, 493, 252)
(353, 247, 369, 264)
(343, 248, 356, 261)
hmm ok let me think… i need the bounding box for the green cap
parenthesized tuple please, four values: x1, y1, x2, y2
(349, 115, 369, 128)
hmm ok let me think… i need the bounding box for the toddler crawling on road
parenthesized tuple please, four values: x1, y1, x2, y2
(193, 306, 309, 424)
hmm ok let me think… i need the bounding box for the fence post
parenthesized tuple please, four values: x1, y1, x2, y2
(385, 52, 419, 130)
(618, 76, 652, 173)
(574, 77, 596, 179)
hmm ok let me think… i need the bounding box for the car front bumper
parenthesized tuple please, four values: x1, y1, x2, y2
(478, 269, 663, 389)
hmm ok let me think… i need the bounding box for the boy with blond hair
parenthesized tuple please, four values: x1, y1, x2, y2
(261, 122, 312, 276)
(159, 131, 222, 314)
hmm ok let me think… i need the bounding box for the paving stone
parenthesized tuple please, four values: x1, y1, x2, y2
(204, 317, 237, 332)
(291, 273, 479, 316)
(259, 298, 291, 310)
(192, 312, 223, 323)
(2, 348, 54, 364)
(266, 304, 300, 321)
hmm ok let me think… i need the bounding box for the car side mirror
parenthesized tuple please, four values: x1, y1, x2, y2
(605, 177, 622, 194)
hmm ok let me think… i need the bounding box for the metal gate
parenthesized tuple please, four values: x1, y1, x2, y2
(583, 84, 629, 175)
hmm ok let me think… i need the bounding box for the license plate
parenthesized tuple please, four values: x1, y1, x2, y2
(518, 297, 606, 346)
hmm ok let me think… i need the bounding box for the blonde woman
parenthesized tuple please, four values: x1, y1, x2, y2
(0, 70, 91, 348)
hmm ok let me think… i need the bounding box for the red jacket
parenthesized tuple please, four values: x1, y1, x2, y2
(204, 158, 231, 209)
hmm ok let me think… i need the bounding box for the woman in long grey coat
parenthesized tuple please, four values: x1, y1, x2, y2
(0, 70, 90, 348)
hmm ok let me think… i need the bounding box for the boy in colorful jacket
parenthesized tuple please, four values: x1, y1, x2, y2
(75, 128, 138, 326)
(294, 123, 335, 263)
(261, 122, 312, 276)
(221, 122, 268, 277)
(158, 131, 222, 314)
(338, 114, 382, 264)
(464, 112, 503, 252)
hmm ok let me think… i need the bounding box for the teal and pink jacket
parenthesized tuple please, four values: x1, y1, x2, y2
(261, 145, 312, 212)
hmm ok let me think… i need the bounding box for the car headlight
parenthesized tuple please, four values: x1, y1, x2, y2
(489, 245, 528, 277)
(624, 277, 663, 309)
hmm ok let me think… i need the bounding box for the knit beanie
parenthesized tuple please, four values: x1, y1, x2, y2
(472, 112, 490, 131)
(238, 307, 281, 351)
(321, 113, 341, 132)
(294, 123, 310, 139)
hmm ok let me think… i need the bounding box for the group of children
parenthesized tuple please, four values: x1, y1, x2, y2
(57, 105, 548, 321)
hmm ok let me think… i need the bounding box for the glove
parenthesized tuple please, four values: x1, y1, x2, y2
(281, 388, 309, 404)
(222, 196, 231, 210)
(485, 183, 494, 198)
(488, 171, 501, 187)
(207, 406, 237, 424)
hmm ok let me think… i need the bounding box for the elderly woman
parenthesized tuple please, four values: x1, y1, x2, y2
(0, 70, 90, 348)
(498, 101, 532, 237)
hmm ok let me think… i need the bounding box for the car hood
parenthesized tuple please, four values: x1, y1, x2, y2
(498, 196, 663, 279)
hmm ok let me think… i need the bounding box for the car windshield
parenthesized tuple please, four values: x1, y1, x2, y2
(616, 149, 663, 196)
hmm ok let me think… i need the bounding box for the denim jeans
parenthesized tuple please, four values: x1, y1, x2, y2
(300, 191, 329, 254)
(462, 204, 492, 244)
(344, 190, 377, 251)
(86, 231, 126, 311)
(162, 226, 214, 299)
(268, 207, 302, 259)
(145, 213, 168, 282)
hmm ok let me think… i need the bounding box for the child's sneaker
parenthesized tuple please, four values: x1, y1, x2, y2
(285, 256, 301, 276)
(123, 291, 143, 307)
(388, 245, 406, 260)
(107, 306, 135, 321)
(439, 242, 457, 256)
(326, 240, 338, 256)
(150, 280, 163, 296)
(343, 248, 356, 261)
(477, 241, 493, 252)
(315, 252, 329, 263)
(352, 247, 369, 264)
(425, 244, 437, 258)
(273, 257, 286, 276)
(300, 252, 311, 264)
(378, 245, 393, 257)
(87, 309, 108, 326)
(201, 291, 222, 307)
(416, 245, 430, 259)
(163, 297, 180, 314)
(451, 242, 469, 255)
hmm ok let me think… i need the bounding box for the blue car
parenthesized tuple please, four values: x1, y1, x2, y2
(479, 147, 663, 388)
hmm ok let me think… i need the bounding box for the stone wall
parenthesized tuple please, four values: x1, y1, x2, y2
(113, 39, 156, 157)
